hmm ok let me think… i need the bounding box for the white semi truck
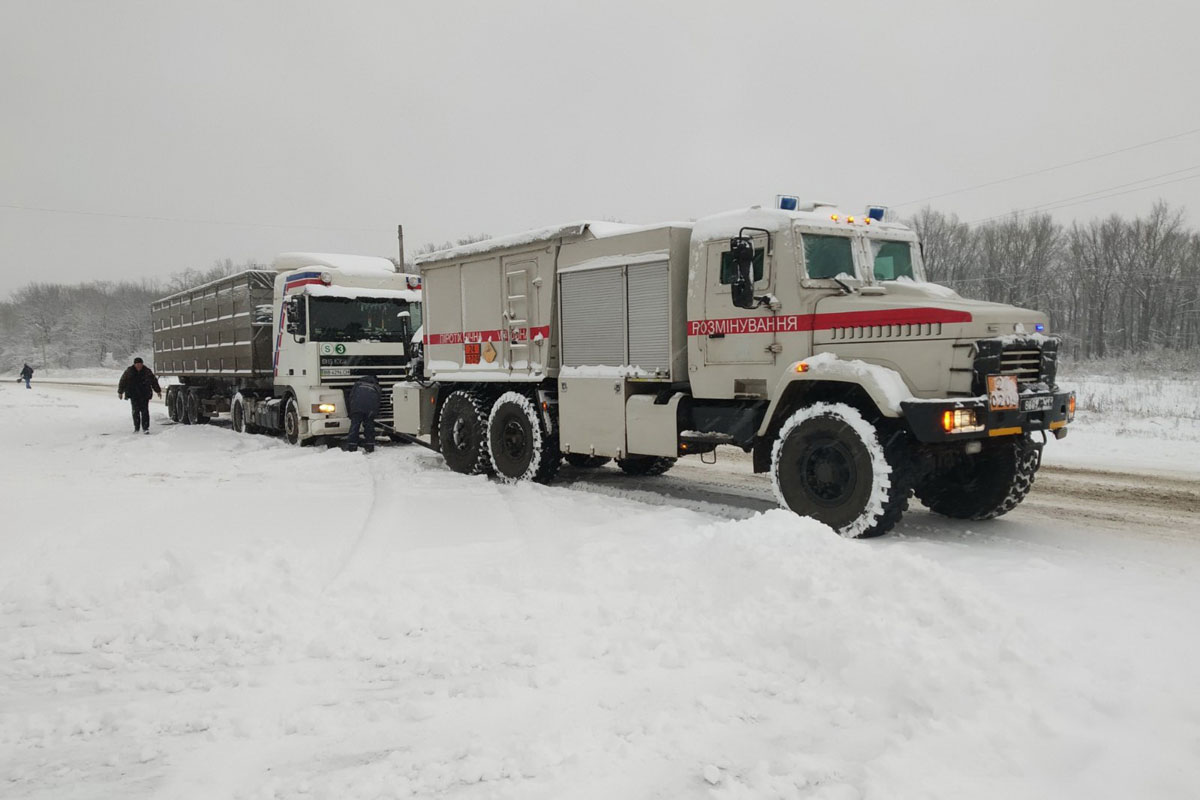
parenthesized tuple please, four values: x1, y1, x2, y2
(393, 201, 1074, 537)
(152, 253, 422, 444)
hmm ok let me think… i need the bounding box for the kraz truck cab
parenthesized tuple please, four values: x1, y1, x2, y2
(155, 252, 422, 445)
(394, 201, 1073, 538)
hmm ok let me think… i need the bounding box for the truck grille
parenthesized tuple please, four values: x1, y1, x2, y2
(998, 348, 1043, 386)
(972, 337, 1058, 394)
(319, 360, 409, 424)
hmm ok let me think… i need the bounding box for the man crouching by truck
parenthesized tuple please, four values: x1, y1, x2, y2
(344, 374, 381, 453)
(118, 357, 162, 434)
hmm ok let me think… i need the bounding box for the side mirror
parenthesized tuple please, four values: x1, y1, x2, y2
(729, 236, 756, 309)
(284, 296, 306, 336)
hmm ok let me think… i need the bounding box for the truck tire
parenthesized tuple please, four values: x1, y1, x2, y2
(231, 394, 247, 434)
(174, 390, 190, 424)
(438, 390, 492, 475)
(166, 387, 181, 422)
(770, 402, 906, 538)
(283, 398, 302, 445)
(184, 390, 208, 425)
(487, 391, 560, 484)
(615, 455, 676, 476)
(915, 437, 1041, 520)
(565, 453, 612, 469)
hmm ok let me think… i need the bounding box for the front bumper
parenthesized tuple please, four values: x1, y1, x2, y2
(902, 390, 1074, 443)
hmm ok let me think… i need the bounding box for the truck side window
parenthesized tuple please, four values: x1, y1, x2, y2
(801, 234, 856, 279)
(719, 248, 764, 284)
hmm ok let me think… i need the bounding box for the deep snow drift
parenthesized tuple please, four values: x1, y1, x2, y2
(2, 382, 1198, 799)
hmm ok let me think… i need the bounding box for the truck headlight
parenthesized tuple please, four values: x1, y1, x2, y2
(314, 403, 336, 414)
(1068, 393, 1076, 421)
(942, 408, 984, 434)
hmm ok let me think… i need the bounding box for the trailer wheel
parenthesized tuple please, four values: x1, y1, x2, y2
(770, 402, 907, 538)
(165, 387, 180, 422)
(438, 390, 491, 475)
(283, 398, 302, 445)
(487, 391, 560, 484)
(915, 436, 1041, 520)
(184, 390, 208, 425)
(615, 455, 676, 476)
(565, 453, 612, 469)
(231, 393, 247, 434)
(174, 389, 190, 424)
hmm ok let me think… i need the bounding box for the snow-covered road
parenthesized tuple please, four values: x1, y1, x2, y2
(3, 383, 1198, 799)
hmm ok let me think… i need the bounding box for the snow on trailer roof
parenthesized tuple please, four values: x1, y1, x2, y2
(272, 252, 399, 275)
(414, 220, 651, 266)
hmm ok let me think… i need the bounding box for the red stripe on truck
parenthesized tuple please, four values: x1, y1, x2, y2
(425, 325, 551, 345)
(686, 307, 972, 337)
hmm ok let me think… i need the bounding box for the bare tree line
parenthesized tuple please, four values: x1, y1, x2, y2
(0, 258, 264, 371)
(5, 208, 1197, 373)
(0, 238, 497, 373)
(907, 201, 1200, 357)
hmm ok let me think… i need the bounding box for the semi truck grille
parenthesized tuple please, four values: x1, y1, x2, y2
(972, 337, 1058, 394)
(319, 361, 408, 424)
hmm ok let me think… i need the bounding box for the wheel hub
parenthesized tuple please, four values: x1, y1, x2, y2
(800, 440, 855, 505)
(501, 419, 527, 459)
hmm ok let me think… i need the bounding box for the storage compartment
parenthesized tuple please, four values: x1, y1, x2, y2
(392, 382, 435, 436)
(558, 376, 628, 458)
(625, 393, 683, 458)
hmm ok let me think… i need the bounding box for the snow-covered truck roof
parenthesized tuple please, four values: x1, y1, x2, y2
(272, 252, 400, 275)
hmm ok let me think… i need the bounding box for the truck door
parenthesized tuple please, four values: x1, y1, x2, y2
(701, 235, 777, 367)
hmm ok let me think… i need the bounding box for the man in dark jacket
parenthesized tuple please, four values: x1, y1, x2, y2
(19, 363, 33, 389)
(118, 357, 162, 434)
(344, 374, 381, 453)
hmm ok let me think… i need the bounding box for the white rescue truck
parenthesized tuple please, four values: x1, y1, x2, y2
(393, 201, 1075, 537)
(153, 253, 422, 444)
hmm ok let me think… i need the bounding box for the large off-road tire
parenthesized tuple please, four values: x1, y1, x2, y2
(915, 436, 1041, 520)
(231, 393, 247, 434)
(487, 391, 561, 484)
(616, 455, 676, 476)
(166, 387, 181, 422)
(565, 453, 612, 469)
(438, 390, 492, 475)
(770, 402, 908, 538)
(283, 398, 302, 446)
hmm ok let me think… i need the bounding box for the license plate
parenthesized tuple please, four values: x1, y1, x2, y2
(986, 375, 1019, 410)
(1020, 395, 1054, 412)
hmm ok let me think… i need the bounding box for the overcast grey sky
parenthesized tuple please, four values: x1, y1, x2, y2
(2, 0, 1198, 296)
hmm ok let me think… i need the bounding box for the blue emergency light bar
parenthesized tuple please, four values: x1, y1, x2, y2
(1035, 323, 1045, 332)
(866, 206, 887, 222)
(777, 195, 799, 211)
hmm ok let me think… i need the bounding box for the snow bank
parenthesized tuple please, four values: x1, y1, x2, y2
(3, 382, 1199, 798)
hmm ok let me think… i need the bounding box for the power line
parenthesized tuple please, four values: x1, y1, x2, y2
(966, 168, 1200, 226)
(895, 125, 1200, 208)
(0, 201, 394, 235)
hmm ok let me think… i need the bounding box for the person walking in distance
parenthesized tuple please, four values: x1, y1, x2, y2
(344, 374, 381, 453)
(118, 357, 162, 434)
(18, 363, 33, 389)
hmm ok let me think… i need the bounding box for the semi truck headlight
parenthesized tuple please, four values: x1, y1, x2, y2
(314, 403, 336, 414)
(942, 408, 984, 434)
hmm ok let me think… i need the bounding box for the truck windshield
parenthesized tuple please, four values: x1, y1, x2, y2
(309, 297, 420, 343)
(870, 240, 916, 281)
(801, 234, 857, 280)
